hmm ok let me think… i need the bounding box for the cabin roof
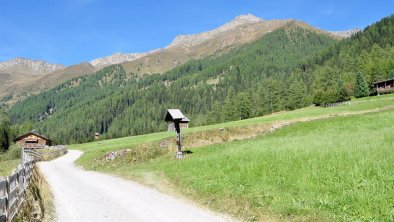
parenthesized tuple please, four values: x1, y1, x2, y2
(13, 131, 52, 142)
(373, 78, 394, 85)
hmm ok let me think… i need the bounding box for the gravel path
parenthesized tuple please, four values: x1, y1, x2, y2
(38, 150, 229, 222)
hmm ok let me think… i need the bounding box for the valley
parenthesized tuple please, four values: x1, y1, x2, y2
(0, 8, 394, 222)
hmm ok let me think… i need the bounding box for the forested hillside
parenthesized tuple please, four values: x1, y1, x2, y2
(308, 15, 394, 95)
(8, 15, 394, 144)
(9, 22, 336, 144)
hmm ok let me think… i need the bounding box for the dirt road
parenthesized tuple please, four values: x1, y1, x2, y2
(38, 150, 228, 222)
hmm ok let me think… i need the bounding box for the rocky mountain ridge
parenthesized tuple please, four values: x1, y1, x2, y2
(89, 50, 159, 68)
(0, 57, 65, 75)
(166, 14, 264, 49)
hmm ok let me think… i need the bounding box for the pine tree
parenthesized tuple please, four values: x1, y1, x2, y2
(354, 71, 370, 98)
(224, 87, 237, 121)
(0, 110, 11, 152)
(236, 93, 252, 120)
(288, 80, 308, 110)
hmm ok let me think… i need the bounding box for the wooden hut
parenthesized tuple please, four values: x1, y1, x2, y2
(13, 131, 52, 148)
(373, 78, 394, 95)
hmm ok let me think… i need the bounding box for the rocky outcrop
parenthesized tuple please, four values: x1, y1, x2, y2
(0, 57, 65, 75)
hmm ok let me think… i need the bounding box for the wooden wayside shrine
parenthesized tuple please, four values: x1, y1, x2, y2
(165, 109, 190, 159)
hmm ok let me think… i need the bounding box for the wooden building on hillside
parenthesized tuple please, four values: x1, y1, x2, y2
(13, 131, 52, 148)
(373, 78, 394, 95)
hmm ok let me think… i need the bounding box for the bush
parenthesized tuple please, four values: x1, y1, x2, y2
(0, 144, 21, 161)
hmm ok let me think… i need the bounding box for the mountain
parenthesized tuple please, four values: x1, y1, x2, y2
(8, 21, 339, 144)
(121, 14, 353, 76)
(2, 14, 351, 103)
(166, 14, 264, 49)
(0, 57, 65, 99)
(1, 61, 97, 104)
(31, 62, 98, 91)
(0, 14, 292, 101)
(121, 15, 296, 75)
(90, 50, 159, 69)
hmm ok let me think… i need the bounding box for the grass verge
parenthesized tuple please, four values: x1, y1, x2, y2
(15, 167, 55, 222)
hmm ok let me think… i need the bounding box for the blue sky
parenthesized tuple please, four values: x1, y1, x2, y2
(0, 0, 393, 65)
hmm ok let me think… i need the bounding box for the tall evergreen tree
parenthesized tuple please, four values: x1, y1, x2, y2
(0, 110, 11, 152)
(354, 71, 370, 98)
(236, 93, 252, 120)
(224, 87, 238, 121)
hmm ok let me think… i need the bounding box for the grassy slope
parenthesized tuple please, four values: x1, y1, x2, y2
(70, 94, 394, 221)
(0, 159, 21, 176)
(121, 110, 394, 221)
(71, 94, 394, 153)
(0, 145, 23, 176)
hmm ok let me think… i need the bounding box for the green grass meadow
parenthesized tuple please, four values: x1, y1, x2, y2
(70, 94, 394, 221)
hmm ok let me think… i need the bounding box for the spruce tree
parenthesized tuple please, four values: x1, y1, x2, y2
(224, 87, 237, 121)
(354, 72, 370, 98)
(0, 110, 11, 152)
(236, 93, 252, 120)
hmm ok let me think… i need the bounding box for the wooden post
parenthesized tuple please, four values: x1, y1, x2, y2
(174, 120, 182, 159)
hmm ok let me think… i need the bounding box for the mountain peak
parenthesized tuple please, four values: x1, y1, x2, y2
(233, 14, 263, 23)
(166, 14, 264, 49)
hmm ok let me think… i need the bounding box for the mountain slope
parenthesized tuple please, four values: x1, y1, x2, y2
(2, 14, 348, 103)
(0, 14, 297, 102)
(121, 15, 299, 75)
(307, 14, 394, 96)
(0, 57, 65, 99)
(9, 23, 338, 144)
(32, 62, 98, 91)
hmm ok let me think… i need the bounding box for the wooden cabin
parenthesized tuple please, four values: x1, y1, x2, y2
(373, 78, 394, 95)
(13, 131, 52, 148)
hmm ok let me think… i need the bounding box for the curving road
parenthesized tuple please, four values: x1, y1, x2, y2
(38, 150, 229, 222)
